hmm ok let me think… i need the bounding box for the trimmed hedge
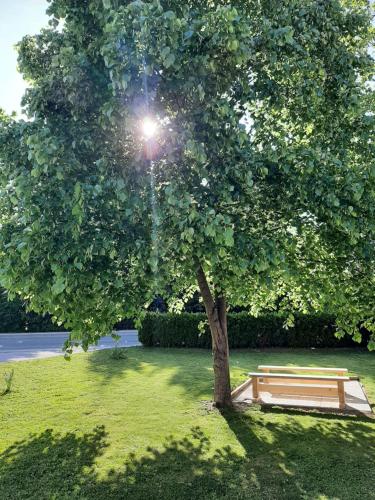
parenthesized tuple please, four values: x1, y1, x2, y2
(138, 312, 367, 349)
(0, 289, 135, 333)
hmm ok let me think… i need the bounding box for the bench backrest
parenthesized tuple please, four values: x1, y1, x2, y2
(258, 365, 348, 376)
(248, 372, 349, 382)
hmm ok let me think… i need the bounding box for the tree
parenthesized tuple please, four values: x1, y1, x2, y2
(0, 1, 374, 406)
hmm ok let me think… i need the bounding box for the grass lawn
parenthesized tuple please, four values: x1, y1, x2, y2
(0, 347, 374, 500)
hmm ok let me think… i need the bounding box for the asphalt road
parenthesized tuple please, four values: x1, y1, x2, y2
(0, 330, 140, 362)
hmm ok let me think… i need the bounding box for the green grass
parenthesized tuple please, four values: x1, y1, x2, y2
(0, 348, 374, 500)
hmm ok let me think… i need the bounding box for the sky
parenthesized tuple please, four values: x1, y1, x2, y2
(0, 0, 49, 115)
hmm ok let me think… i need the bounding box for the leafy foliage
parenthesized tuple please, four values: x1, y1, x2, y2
(0, 1, 374, 354)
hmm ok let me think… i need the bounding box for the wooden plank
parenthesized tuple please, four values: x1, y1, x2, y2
(231, 378, 252, 399)
(248, 372, 349, 381)
(259, 377, 339, 386)
(258, 382, 339, 398)
(338, 380, 346, 409)
(258, 365, 348, 375)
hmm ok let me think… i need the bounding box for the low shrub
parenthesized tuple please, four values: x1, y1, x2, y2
(110, 347, 128, 360)
(138, 312, 367, 349)
(1, 369, 14, 395)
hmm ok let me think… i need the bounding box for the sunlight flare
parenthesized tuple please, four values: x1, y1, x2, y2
(142, 117, 158, 138)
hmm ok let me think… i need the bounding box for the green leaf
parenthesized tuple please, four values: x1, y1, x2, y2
(160, 47, 171, 59)
(205, 225, 215, 237)
(227, 39, 239, 51)
(74, 182, 81, 199)
(163, 52, 175, 69)
(223, 227, 234, 246)
(163, 11, 175, 20)
(52, 277, 66, 296)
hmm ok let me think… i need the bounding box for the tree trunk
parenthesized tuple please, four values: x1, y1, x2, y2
(196, 264, 232, 407)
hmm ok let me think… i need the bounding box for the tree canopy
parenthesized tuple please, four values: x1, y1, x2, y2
(0, 0, 374, 368)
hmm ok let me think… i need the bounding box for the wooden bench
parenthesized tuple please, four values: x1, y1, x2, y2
(249, 366, 350, 409)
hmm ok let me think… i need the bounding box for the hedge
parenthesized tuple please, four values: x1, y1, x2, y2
(138, 312, 368, 349)
(0, 289, 135, 333)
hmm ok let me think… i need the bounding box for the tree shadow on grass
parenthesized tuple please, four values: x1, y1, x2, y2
(1, 412, 374, 500)
(0, 425, 108, 500)
(260, 404, 374, 422)
(220, 406, 375, 499)
(87, 347, 214, 399)
(93, 427, 247, 500)
(87, 347, 147, 380)
(0, 425, 248, 500)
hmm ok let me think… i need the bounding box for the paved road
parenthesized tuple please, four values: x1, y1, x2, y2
(0, 330, 140, 362)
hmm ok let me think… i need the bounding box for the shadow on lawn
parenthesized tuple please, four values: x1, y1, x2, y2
(0, 425, 108, 499)
(1, 412, 374, 500)
(87, 347, 214, 399)
(260, 405, 375, 422)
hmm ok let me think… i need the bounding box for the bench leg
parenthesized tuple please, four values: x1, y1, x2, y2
(253, 377, 260, 402)
(338, 380, 345, 410)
